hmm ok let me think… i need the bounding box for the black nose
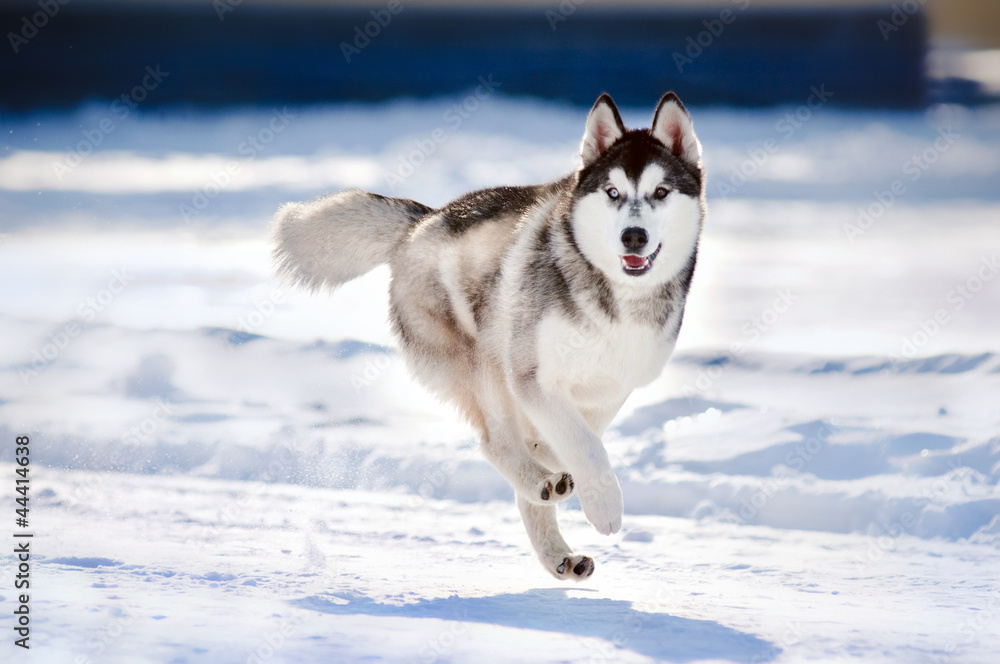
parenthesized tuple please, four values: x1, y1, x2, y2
(621, 227, 648, 253)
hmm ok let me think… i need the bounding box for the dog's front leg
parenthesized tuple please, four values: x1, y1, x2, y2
(475, 364, 576, 507)
(517, 492, 595, 581)
(512, 377, 623, 536)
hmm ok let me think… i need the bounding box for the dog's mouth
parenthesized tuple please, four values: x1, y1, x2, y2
(620, 243, 661, 276)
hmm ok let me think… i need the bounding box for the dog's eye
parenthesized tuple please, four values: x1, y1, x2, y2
(653, 186, 669, 200)
(606, 187, 620, 200)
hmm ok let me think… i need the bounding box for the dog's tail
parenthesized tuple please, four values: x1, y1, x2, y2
(271, 189, 433, 291)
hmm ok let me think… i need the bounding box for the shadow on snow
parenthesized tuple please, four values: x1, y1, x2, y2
(292, 588, 779, 663)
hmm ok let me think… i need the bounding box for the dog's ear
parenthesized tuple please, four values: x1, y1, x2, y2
(651, 92, 702, 167)
(580, 94, 625, 166)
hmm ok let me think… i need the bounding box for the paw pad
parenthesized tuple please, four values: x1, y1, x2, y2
(541, 473, 574, 502)
(557, 555, 595, 578)
(573, 558, 594, 576)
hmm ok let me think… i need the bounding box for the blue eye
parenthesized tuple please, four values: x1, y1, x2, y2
(606, 187, 620, 200)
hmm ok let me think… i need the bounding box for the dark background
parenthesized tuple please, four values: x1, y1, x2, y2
(0, 1, 947, 110)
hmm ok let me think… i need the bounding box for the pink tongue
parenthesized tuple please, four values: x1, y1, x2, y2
(623, 255, 646, 268)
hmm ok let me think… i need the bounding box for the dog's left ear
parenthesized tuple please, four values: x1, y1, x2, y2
(580, 93, 626, 166)
(651, 92, 702, 167)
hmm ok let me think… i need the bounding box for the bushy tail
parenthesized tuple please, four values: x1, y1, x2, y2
(271, 189, 433, 291)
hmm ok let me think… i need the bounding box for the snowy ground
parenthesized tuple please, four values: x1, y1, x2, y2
(0, 95, 999, 663)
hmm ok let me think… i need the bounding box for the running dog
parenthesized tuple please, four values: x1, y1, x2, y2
(272, 92, 705, 579)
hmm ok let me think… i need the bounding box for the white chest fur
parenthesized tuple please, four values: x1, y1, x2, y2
(534, 313, 675, 409)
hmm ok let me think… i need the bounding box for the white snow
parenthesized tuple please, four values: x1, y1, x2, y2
(0, 96, 998, 663)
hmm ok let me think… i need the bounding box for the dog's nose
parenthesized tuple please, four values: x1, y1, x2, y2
(621, 227, 648, 253)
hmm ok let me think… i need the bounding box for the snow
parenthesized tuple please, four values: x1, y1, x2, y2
(1, 96, 999, 663)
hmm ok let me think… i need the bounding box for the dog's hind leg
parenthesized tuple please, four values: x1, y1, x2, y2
(475, 363, 575, 506)
(516, 493, 594, 581)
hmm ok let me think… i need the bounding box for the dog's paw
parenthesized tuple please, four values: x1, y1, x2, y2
(577, 472, 623, 536)
(538, 472, 575, 503)
(549, 554, 596, 581)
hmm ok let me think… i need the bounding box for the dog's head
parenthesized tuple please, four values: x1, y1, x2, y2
(571, 93, 704, 287)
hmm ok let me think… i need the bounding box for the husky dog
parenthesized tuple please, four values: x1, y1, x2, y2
(272, 93, 705, 580)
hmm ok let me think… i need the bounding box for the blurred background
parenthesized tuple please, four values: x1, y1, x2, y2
(2, 0, 999, 109)
(0, 0, 998, 572)
(1, 3, 999, 660)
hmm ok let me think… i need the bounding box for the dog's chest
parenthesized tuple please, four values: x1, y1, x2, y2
(535, 314, 673, 406)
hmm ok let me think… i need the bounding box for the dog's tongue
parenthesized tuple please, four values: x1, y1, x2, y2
(622, 255, 646, 268)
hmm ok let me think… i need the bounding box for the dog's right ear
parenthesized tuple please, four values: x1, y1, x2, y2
(580, 94, 625, 166)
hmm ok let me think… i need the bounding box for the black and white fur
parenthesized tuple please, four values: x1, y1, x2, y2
(272, 93, 705, 580)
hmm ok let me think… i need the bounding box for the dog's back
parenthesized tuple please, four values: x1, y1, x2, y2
(387, 181, 566, 431)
